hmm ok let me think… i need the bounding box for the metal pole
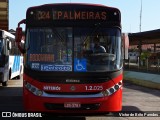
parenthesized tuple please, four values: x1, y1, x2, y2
(158, 59, 160, 72)
(138, 57, 140, 70)
(140, 0, 142, 32)
(146, 58, 148, 71)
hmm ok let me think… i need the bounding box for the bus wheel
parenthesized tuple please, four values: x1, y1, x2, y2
(17, 75, 21, 79)
(9, 69, 11, 80)
(2, 81, 8, 86)
(17, 66, 22, 79)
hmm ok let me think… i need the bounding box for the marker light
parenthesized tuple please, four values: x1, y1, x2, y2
(118, 81, 122, 85)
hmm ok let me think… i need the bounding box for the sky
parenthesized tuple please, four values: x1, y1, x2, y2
(9, 0, 160, 33)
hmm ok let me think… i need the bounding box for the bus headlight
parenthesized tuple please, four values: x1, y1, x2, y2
(102, 90, 109, 96)
(114, 85, 119, 90)
(24, 81, 43, 96)
(30, 87, 36, 93)
(26, 83, 31, 89)
(102, 80, 122, 97)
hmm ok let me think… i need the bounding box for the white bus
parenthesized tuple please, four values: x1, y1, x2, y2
(0, 29, 23, 86)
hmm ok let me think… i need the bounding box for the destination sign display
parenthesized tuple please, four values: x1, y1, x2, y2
(34, 10, 107, 21)
(53, 11, 107, 20)
(27, 5, 120, 26)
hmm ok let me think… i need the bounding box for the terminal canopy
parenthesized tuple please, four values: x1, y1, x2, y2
(129, 29, 160, 45)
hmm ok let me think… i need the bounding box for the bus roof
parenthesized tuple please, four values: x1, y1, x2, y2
(0, 29, 15, 39)
(27, 3, 120, 11)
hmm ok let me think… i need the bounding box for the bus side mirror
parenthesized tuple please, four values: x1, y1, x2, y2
(16, 27, 22, 43)
(16, 19, 26, 54)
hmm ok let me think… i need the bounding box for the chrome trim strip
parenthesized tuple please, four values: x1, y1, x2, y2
(42, 92, 104, 98)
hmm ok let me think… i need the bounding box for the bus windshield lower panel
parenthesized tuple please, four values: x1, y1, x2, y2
(25, 27, 122, 72)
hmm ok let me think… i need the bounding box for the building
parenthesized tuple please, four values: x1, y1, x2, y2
(0, 0, 8, 31)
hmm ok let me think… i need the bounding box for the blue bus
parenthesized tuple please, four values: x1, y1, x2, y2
(0, 29, 23, 86)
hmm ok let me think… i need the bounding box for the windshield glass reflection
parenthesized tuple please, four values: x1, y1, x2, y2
(74, 27, 122, 72)
(26, 27, 122, 72)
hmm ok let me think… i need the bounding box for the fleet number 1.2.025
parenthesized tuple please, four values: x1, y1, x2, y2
(85, 86, 103, 91)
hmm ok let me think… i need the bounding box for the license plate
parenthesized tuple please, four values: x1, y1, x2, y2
(64, 102, 81, 108)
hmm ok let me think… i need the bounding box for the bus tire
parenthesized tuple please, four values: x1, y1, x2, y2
(9, 69, 11, 80)
(2, 81, 8, 86)
(17, 66, 22, 79)
(17, 75, 21, 79)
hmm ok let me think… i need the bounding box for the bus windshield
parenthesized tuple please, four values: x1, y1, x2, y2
(25, 27, 122, 72)
(0, 39, 5, 67)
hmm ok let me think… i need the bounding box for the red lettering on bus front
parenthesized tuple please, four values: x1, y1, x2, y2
(57, 11, 62, 19)
(64, 11, 69, 19)
(69, 11, 74, 19)
(52, 11, 107, 20)
(101, 12, 107, 20)
(75, 11, 81, 19)
(95, 12, 100, 19)
(89, 12, 94, 19)
(81, 12, 86, 19)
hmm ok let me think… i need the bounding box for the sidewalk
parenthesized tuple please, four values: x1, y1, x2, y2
(124, 71, 160, 89)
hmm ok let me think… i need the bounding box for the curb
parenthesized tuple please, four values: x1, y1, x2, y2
(124, 77, 160, 90)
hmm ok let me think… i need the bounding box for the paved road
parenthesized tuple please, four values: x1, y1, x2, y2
(0, 77, 160, 119)
(0, 77, 23, 111)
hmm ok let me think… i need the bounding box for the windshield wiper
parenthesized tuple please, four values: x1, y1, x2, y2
(82, 23, 102, 45)
(52, 28, 65, 44)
